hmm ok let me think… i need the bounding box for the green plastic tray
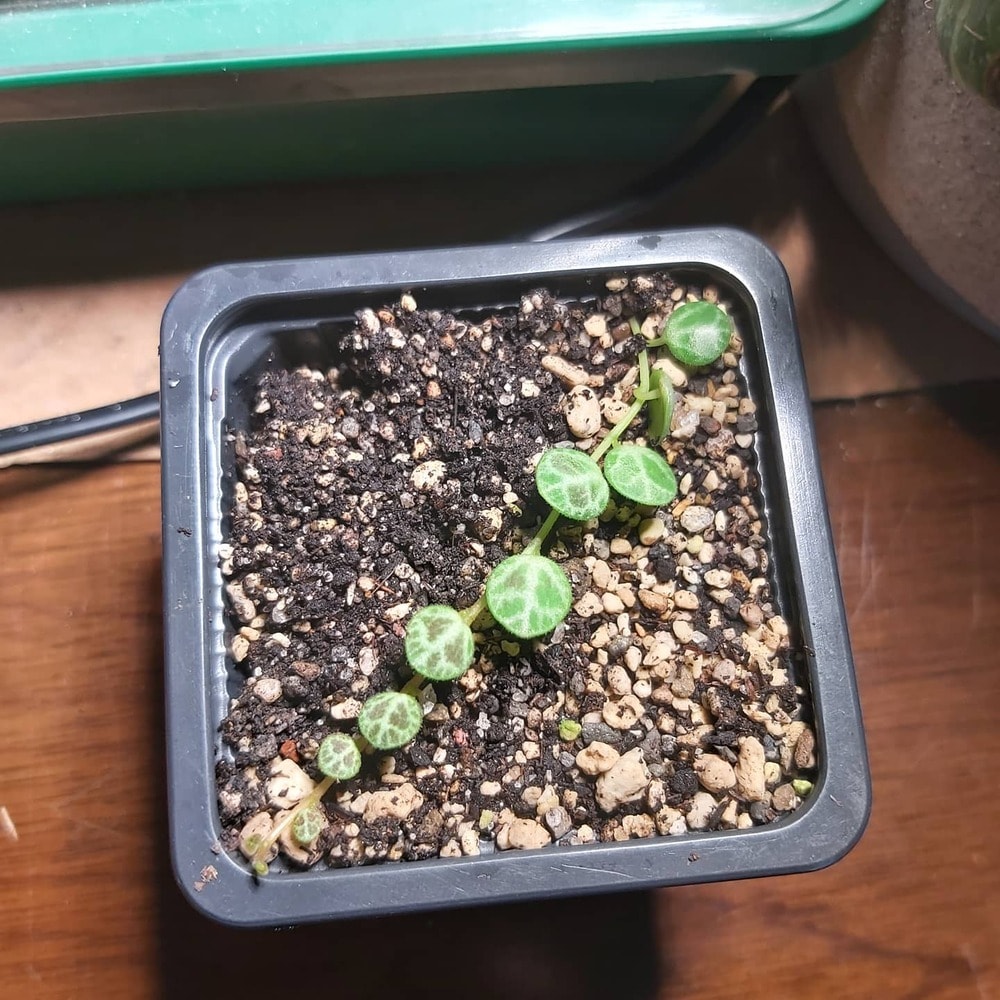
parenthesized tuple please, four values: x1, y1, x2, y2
(0, 0, 886, 203)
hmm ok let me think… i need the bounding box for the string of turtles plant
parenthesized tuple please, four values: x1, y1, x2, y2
(244, 296, 733, 875)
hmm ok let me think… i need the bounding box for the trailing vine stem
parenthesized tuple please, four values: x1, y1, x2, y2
(241, 297, 734, 876)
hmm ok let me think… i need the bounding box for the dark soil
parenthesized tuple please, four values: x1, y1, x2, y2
(216, 274, 815, 869)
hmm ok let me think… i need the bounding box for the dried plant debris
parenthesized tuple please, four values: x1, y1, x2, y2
(216, 274, 816, 871)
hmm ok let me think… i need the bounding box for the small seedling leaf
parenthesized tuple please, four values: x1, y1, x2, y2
(603, 444, 677, 507)
(292, 805, 325, 846)
(662, 300, 732, 366)
(558, 718, 582, 742)
(485, 553, 572, 639)
(357, 691, 423, 750)
(405, 604, 475, 681)
(535, 448, 610, 521)
(645, 369, 674, 444)
(316, 732, 362, 780)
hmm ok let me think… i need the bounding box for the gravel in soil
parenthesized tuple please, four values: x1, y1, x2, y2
(216, 274, 816, 869)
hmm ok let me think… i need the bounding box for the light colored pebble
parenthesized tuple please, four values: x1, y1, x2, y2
(680, 505, 714, 533)
(638, 517, 665, 545)
(591, 560, 614, 590)
(480, 780, 502, 796)
(654, 356, 688, 388)
(605, 277, 628, 292)
(411, 460, 447, 490)
(439, 839, 462, 858)
(622, 814, 656, 839)
(672, 620, 694, 644)
(329, 697, 363, 720)
(253, 677, 282, 704)
(671, 408, 700, 440)
(542, 354, 590, 387)
(584, 314, 609, 339)
(266, 758, 315, 810)
(460, 827, 481, 855)
(740, 602, 764, 627)
(595, 748, 650, 812)
(573, 592, 605, 618)
(230, 634, 250, 663)
(712, 659, 738, 684)
(576, 741, 621, 775)
(566, 385, 602, 438)
(764, 762, 783, 787)
(632, 678, 652, 698)
(694, 755, 737, 793)
(610, 537, 632, 556)
(735, 736, 767, 801)
(638, 590, 671, 615)
(685, 791, 718, 830)
(544, 806, 573, 840)
(704, 568, 732, 589)
(771, 784, 798, 812)
(654, 805, 685, 836)
(363, 782, 424, 822)
(239, 813, 278, 863)
(602, 694, 645, 730)
(602, 592, 625, 615)
(606, 664, 632, 697)
(674, 590, 699, 611)
(505, 818, 552, 850)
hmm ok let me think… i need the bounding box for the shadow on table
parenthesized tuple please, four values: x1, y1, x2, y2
(154, 863, 663, 1000)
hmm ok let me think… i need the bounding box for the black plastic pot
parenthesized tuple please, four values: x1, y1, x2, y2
(160, 229, 870, 928)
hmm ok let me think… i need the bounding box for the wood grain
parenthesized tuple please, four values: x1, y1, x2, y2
(0, 385, 998, 999)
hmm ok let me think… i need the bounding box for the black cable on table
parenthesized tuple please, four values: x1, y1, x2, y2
(0, 74, 795, 459)
(0, 392, 160, 457)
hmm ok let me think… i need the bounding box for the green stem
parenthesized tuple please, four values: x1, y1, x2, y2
(591, 349, 652, 462)
(251, 774, 335, 872)
(401, 673, 425, 697)
(251, 676, 428, 873)
(524, 508, 561, 555)
(591, 397, 644, 463)
(638, 350, 651, 397)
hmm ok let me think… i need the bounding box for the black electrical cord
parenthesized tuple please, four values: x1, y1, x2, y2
(0, 74, 794, 460)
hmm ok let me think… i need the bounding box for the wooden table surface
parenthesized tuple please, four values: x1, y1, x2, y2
(2, 101, 999, 999)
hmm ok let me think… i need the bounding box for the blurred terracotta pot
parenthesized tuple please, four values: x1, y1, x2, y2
(800, 0, 1000, 338)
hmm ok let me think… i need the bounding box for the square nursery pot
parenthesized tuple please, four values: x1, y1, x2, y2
(160, 229, 870, 927)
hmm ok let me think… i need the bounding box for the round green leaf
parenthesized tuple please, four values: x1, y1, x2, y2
(292, 805, 325, 846)
(535, 448, 610, 521)
(645, 368, 674, 444)
(357, 691, 423, 750)
(405, 604, 475, 681)
(485, 553, 572, 639)
(603, 444, 677, 507)
(316, 732, 362, 780)
(662, 300, 732, 366)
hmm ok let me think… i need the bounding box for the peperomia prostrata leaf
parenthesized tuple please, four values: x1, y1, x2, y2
(485, 553, 572, 639)
(316, 732, 362, 780)
(291, 805, 325, 846)
(645, 368, 673, 444)
(357, 691, 423, 750)
(603, 444, 677, 507)
(535, 447, 610, 522)
(405, 604, 475, 681)
(661, 300, 732, 367)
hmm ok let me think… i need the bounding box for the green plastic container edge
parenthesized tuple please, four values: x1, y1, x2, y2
(0, 0, 886, 91)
